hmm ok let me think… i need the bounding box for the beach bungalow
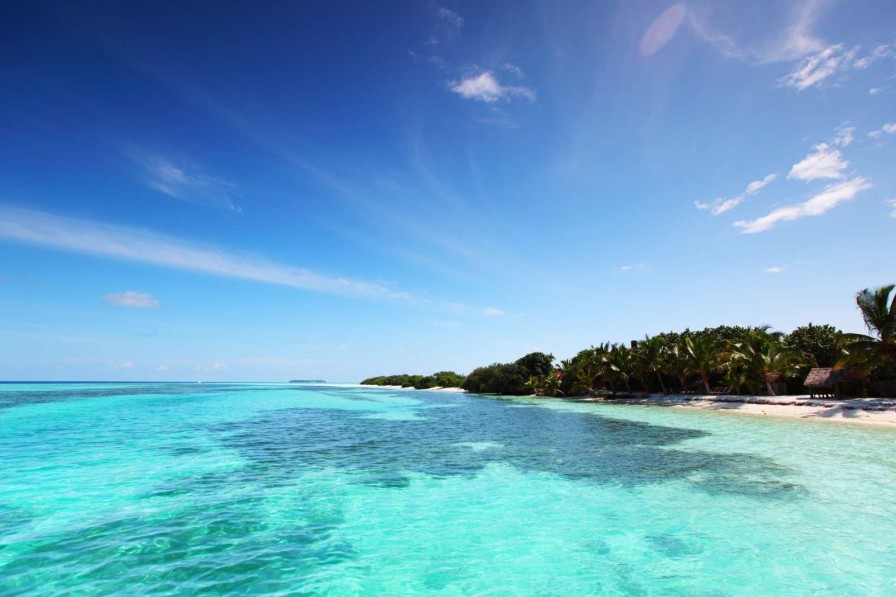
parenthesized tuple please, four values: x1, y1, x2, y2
(803, 368, 867, 399)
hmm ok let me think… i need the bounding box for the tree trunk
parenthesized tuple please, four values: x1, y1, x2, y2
(702, 374, 711, 394)
(765, 379, 776, 396)
(656, 371, 668, 395)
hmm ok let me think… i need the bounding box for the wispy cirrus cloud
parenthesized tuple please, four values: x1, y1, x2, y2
(868, 122, 896, 138)
(425, 7, 464, 46)
(688, 0, 827, 63)
(129, 151, 241, 213)
(854, 43, 894, 69)
(0, 206, 409, 301)
(779, 42, 894, 91)
(734, 177, 871, 233)
(690, 1, 891, 91)
(696, 173, 777, 215)
(765, 266, 784, 273)
(450, 72, 535, 103)
(779, 43, 856, 90)
(833, 123, 855, 147)
(618, 263, 647, 271)
(482, 307, 505, 316)
(103, 290, 159, 308)
(788, 143, 848, 182)
(886, 199, 896, 218)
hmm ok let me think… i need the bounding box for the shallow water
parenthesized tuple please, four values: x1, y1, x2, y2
(1, 382, 895, 595)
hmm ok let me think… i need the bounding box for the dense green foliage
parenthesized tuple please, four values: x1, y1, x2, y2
(784, 324, 843, 367)
(363, 284, 896, 398)
(360, 371, 466, 389)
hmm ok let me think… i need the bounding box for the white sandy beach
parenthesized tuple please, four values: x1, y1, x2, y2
(370, 385, 896, 427)
(595, 394, 896, 428)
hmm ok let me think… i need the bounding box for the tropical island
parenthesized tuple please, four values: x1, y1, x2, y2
(362, 284, 896, 406)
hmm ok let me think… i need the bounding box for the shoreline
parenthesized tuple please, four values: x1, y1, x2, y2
(369, 384, 896, 427)
(575, 393, 896, 428)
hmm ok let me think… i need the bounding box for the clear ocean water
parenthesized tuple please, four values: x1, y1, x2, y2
(1, 382, 895, 595)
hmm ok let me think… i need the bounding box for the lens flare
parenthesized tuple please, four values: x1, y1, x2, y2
(639, 3, 687, 57)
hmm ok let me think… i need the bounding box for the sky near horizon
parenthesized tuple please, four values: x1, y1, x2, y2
(1, 0, 895, 382)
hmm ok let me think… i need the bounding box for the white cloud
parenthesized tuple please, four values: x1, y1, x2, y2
(734, 177, 871, 233)
(886, 199, 896, 218)
(436, 7, 463, 30)
(788, 143, 848, 182)
(130, 151, 241, 213)
(434, 320, 463, 328)
(765, 267, 784, 273)
(695, 173, 777, 215)
(688, 0, 827, 63)
(103, 290, 159, 308)
(482, 307, 505, 316)
(779, 43, 855, 90)
(450, 72, 535, 103)
(833, 124, 855, 147)
(503, 63, 523, 77)
(868, 123, 896, 138)
(854, 43, 894, 69)
(0, 206, 409, 300)
(618, 263, 647, 271)
(156, 364, 170, 371)
(114, 360, 135, 369)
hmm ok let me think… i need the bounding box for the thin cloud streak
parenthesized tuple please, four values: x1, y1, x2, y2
(779, 43, 855, 90)
(734, 177, 871, 233)
(103, 290, 159, 308)
(0, 206, 410, 301)
(695, 173, 777, 215)
(129, 150, 242, 213)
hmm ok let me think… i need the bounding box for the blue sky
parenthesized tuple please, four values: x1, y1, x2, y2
(1, 0, 894, 381)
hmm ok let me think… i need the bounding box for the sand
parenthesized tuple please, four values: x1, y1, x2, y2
(594, 394, 896, 428)
(367, 384, 896, 427)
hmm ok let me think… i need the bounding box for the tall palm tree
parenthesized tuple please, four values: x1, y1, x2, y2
(665, 341, 691, 393)
(601, 344, 635, 394)
(569, 346, 606, 395)
(841, 285, 896, 371)
(682, 336, 721, 394)
(634, 335, 668, 394)
(727, 328, 806, 396)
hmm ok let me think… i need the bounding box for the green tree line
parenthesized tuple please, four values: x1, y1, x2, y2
(361, 371, 466, 390)
(365, 285, 896, 398)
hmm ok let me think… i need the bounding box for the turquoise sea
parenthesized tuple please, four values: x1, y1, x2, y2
(1, 382, 895, 595)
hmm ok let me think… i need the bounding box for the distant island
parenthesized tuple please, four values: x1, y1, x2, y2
(361, 371, 465, 390)
(289, 379, 326, 383)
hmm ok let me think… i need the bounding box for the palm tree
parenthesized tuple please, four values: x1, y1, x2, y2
(841, 285, 896, 371)
(665, 341, 691, 393)
(727, 328, 806, 396)
(568, 346, 606, 395)
(601, 344, 635, 395)
(634, 335, 668, 394)
(682, 336, 721, 394)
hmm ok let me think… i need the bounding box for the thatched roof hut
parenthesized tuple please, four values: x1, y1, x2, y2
(804, 368, 834, 389)
(803, 368, 866, 398)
